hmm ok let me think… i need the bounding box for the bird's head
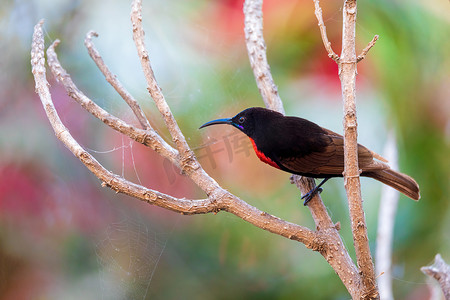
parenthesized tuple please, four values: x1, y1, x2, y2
(199, 107, 274, 137)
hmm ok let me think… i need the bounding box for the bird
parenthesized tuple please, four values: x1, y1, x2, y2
(199, 107, 420, 205)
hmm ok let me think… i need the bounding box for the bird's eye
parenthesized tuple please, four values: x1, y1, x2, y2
(239, 116, 246, 124)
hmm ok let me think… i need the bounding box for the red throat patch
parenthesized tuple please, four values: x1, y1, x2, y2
(249, 138, 280, 169)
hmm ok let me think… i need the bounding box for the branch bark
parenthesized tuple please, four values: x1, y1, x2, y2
(357, 35, 379, 63)
(243, 0, 285, 114)
(340, 1, 378, 298)
(130, 0, 195, 170)
(312, 0, 340, 62)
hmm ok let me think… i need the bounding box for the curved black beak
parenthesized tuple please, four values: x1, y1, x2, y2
(199, 118, 233, 129)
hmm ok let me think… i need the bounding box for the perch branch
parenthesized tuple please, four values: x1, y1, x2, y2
(357, 35, 379, 63)
(32, 18, 322, 255)
(243, 0, 285, 114)
(84, 31, 152, 131)
(421, 254, 450, 299)
(312, 0, 340, 62)
(292, 176, 335, 230)
(292, 175, 360, 298)
(46, 40, 179, 166)
(339, 0, 378, 298)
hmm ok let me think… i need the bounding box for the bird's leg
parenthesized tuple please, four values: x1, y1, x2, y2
(301, 177, 330, 206)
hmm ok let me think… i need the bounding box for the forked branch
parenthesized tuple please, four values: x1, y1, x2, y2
(32, 18, 321, 260)
(130, 0, 195, 169)
(313, 0, 379, 65)
(46, 39, 179, 166)
(84, 31, 152, 131)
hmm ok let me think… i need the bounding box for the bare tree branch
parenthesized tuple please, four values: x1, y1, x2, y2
(339, 0, 378, 298)
(84, 31, 152, 131)
(32, 18, 321, 255)
(421, 254, 450, 299)
(243, 0, 285, 114)
(32, 0, 383, 296)
(312, 0, 340, 63)
(33, 21, 206, 214)
(129, 0, 223, 197)
(357, 35, 379, 63)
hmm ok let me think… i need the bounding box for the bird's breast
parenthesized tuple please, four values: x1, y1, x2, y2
(249, 138, 280, 169)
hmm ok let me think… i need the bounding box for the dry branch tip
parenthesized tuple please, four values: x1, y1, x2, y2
(313, 0, 340, 63)
(357, 35, 379, 63)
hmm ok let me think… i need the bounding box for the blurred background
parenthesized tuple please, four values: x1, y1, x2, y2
(1, 0, 449, 299)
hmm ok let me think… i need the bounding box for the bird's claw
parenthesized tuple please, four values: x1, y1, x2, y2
(301, 187, 323, 206)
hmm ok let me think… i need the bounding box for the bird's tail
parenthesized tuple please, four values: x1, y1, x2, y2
(364, 169, 420, 201)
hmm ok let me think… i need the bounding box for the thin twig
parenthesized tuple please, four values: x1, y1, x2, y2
(84, 31, 152, 130)
(312, 0, 340, 63)
(130, 0, 197, 172)
(357, 35, 379, 63)
(340, 0, 378, 298)
(129, 0, 220, 195)
(46, 40, 179, 166)
(243, 0, 285, 114)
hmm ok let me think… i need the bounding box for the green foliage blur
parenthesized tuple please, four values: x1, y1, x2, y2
(0, 0, 448, 299)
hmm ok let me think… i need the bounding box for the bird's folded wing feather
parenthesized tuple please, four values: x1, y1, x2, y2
(275, 129, 388, 176)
